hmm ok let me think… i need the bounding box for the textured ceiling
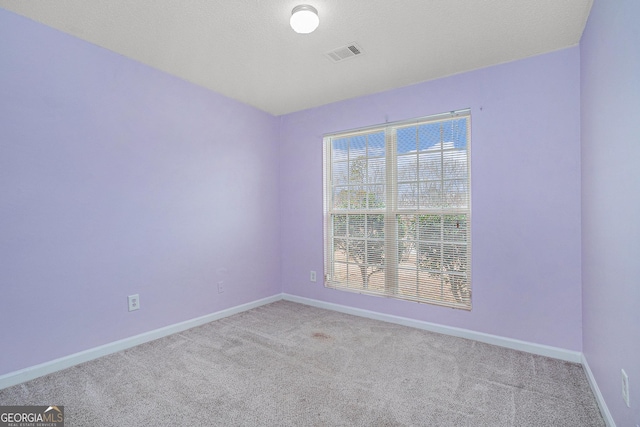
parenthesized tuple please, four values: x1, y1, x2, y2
(0, 0, 593, 115)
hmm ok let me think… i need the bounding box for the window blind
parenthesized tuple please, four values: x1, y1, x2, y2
(323, 110, 471, 309)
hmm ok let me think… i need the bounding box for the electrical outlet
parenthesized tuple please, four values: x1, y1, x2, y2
(622, 369, 630, 407)
(217, 281, 224, 294)
(128, 294, 140, 312)
(310, 271, 317, 282)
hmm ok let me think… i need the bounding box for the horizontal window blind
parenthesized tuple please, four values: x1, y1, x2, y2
(323, 110, 471, 309)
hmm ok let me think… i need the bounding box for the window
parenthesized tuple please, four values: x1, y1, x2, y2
(323, 110, 471, 309)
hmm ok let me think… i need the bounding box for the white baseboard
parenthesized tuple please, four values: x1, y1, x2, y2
(582, 354, 616, 427)
(0, 294, 281, 390)
(0, 292, 588, 393)
(283, 294, 582, 363)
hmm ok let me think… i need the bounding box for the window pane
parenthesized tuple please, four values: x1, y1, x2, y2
(397, 126, 417, 153)
(366, 185, 385, 208)
(397, 268, 418, 297)
(418, 123, 442, 151)
(368, 270, 385, 292)
(418, 215, 441, 241)
(398, 183, 418, 208)
(347, 215, 365, 237)
(443, 179, 468, 208)
(418, 151, 441, 180)
(443, 149, 467, 180)
(348, 187, 367, 209)
(346, 240, 366, 266)
(333, 214, 347, 237)
(332, 161, 349, 185)
(368, 131, 385, 157)
(349, 135, 367, 157)
(447, 118, 468, 150)
(419, 181, 442, 208)
(368, 157, 386, 184)
(418, 241, 442, 273)
(347, 215, 366, 237)
(416, 271, 444, 300)
(399, 245, 417, 270)
(366, 214, 385, 239)
(332, 262, 348, 283)
(443, 215, 467, 242)
(333, 187, 349, 209)
(443, 243, 468, 274)
(333, 238, 347, 254)
(366, 240, 385, 266)
(348, 159, 366, 184)
(397, 154, 417, 182)
(397, 214, 416, 240)
(447, 273, 470, 304)
(332, 138, 349, 162)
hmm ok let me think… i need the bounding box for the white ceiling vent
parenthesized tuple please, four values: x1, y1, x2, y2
(325, 43, 364, 63)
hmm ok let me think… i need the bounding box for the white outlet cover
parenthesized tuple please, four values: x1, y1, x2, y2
(310, 271, 317, 282)
(128, 294, 140, 312)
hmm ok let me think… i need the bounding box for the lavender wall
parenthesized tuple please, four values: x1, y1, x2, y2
(581, 0, 640, 425)
(280, 47, 583, 351)
(0, 10, 281, 375)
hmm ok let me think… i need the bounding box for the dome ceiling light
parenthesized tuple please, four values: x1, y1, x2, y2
(290, 5, 319, 34)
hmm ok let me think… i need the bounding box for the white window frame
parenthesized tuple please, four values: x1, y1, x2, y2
(323, 110, 472, 310)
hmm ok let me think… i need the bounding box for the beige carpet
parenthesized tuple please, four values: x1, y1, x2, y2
(0, 300, 603, 426)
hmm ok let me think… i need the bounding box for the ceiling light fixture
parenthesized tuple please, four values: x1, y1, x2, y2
(290, 5, 319, 34)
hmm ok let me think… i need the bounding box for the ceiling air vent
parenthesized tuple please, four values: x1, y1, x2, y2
(325, 43, 364, 63)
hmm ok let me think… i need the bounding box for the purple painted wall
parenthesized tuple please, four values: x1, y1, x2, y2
(0, 2, 597, 392)
(0, 10, 281, 375)
(581, 0, 640, 425)
(280, 47, 583, 351)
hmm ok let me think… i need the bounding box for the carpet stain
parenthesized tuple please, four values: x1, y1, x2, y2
(312, 332, 331, 340)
